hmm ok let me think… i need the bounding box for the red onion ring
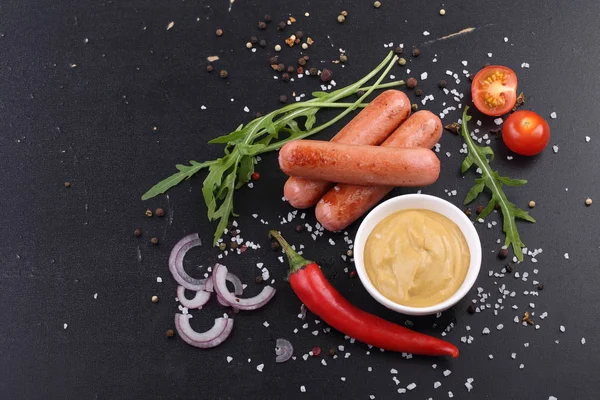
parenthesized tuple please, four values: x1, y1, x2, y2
(176, 286, 211, 309)
(168, 233, 206, 291)
(174, 314, 234, 348)
(212, 264, 276, 310)
(204, 267, 243, 296)
(275, 338, 294, 363)
(216, 294, 231, 307)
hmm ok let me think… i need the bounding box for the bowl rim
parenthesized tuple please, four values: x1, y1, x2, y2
(353, 193, 482, 316)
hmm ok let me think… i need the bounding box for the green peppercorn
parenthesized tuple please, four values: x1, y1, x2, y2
(339, 54, 348, 63)
(411, 104, 418, 111)
(218, 242, 227, 251)
(398, 57, 407, 66)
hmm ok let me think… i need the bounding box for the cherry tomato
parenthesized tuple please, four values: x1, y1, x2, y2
(502, 110, 550, 156)
(471, 66, 518, 116)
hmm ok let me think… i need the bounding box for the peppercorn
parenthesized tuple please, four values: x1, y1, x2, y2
(206, 64, 214, 72)
(274, 44, 282, 52)
(250, 36, 258, 44)
(320, 69, 333, 82)
(537, 283, 544, 291)
(373, 1, 381, 8)
(465, 208, 472, 217)
(165, 329, 175, 338)
(415, 88, 424, 97)
(269, 56, 279, 65)
(245, 42, 252, 49)
(277, 21, 286, 31)
(145, 209, 153, 217)
(309, 67, 318, 76)
(506, 263, 514, 273)
(259, 39, 267, 48)
(467, 304, 476, 314)
(254, 112, 263, 118)
(339, 54, 348, 63)
(295, 30, 304, 39)
(311, 346, 321, 356)
(155, 208, 165, 218)
(412, 48, 421, 57)
(475, 205, 484, 214)
(406, 77, 417, 89)
(337, 14, 345, 23)
(251, 172, 260, 181)
(411, 104, 418, 111)
(219, 70, 228, 78)
(528, 200, 536, 208)
(297, 66, 304, 74)
(229, 229, 239, 237)
(468, 74, 474, 82)
(340, 10, 348, 16)
(295, 224, 304, 233)
(230, 241, 238, 249)
(264, 14, 272, 22)
(394, 46, 404, 55)
(279, 95, 287, 103)
(151, 237, 159, 245)
(398, 57, 407, 66)
(281, 73, 290, 82)
(586, 197, 593, 206)
(255, 275, 264, 284)
(64, 181, 71, 188)
(152, 295, 159, 303)
(349, 270, 357, 278)
(134, 228, 142, 237)
(301, 43, 309, 50)
(287, 66, 295, 74)
(271, 240, 281, 251)
(438, 80, 447, 88)
(276, 63, 285, 72)
(356, 90, 365, 97)
(328, 348, 337, 356)
(498, 248, 508, 259)
(346, 249, 353, 257)
(298, 58, 307, 66)
(216, 28, 223, 36)
(302, 55, 310, 61)
(219, 242, 227, 251)
(258, 21, 267, 30)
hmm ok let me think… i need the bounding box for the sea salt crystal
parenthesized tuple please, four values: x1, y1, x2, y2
(63, 323, 68, 330)
(564, 253, 569, 259)
(494, 118, 503, 125)
(582, 338, 586, 345)
(300, 386, 306, 393)
(263, 321, 270, 327)
(256, 363, 264, 372)
(560, 325, 566, 332)
(423, 31, 430, 36)
(553, 145, 559, 153)
(550, 111, 557, 119)
(421, 72, 428, 80)
(482, 327, 490, 335)
(407, 383, 416, 390)
(227, 356, 233, 363)
(434, 381, 441, 389)
(443, 369, 451, 376)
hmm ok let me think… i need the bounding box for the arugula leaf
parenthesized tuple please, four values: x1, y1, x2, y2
(143, 52, 404, 245)
(460, 106, 535, 261)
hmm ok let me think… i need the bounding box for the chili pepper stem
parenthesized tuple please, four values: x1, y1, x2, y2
(268, 230, 313, 275)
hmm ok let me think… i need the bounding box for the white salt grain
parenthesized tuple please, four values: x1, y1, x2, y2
(550, 111, 557, 119)
(300, 385, 306, 393)
(564, 253, 569, 259)
(443, 369, 451, 377)
(227, 356, 233, 363)
(256, 363, 264, 372)
(582, 338, 586, 345)
(434, 381, 441, 389)
(560, 325, 566, 333)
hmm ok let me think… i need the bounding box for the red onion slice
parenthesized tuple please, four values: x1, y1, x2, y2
(176, 286, 211, 309)
(168, 233, 206, 291)
(275, 338, 294, 363)
(212, 264, 276, 310)
(216, 294, 231, 307)
(174, 314, 234, 348)
(205, 267, 243, 296)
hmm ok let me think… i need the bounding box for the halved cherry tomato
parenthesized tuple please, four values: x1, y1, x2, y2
(502, 110, 550, 156)
(471, 66, 518, 116)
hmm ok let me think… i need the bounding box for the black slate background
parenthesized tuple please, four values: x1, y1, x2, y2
(1, 0, 600, 399)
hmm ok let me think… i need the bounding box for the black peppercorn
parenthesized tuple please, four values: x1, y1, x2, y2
(206, 64, 214, 73)
(259, 39, 267, 48)
(281, 73, 290, 82)
(155, 208, 165, 217)
(467, 304, 476, 314)
(279, 95, 288, 103)
(465, 208, 472, 217)
(277, 21, 286, 31)
(219, 70, 228, 79)
(415, 88, 424, 97)
(165, 329, 175, 338)
(264, 14, 272, 23)
(394, 46, 404, 55)
(506, 263, 514, 273)
(438, 80, 447, 88)
(254, 111, 263, 118)
(298, 58, 307, 66)
(269, 56, 278, 65)
(276, 63, 285, 72)
(258, 21, 267, 30)
(295, 30, 304, 39)
(250, 36, 258, 44)
(356, 90, 365, 97)
(328, 348, 337, 356)
(302, 55, 310, 61)
(412, 48, 421, 57)
(287, 66, 295, 74)
(498, 248, 508, 259)
(295, 224, 304, 233)
(271, 240, 281, 250)
(468, 74, 474, 82)
(406, 77, 418, 89)
(537, 284, 544, 290)
(134, 228, 142, 237)
(475, 205, 484, 214)
(309, 67, 318, 76)
(151, 237, 159, 245)
(255, 275, 264, 284)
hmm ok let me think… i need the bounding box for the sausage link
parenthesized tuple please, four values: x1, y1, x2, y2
(283, 90, 410, 208)
(315, 111, 443, 231)
(279, 140, 440, 187)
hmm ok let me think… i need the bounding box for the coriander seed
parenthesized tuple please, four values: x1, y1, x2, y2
(301, 43, 309, 50)
(216, 28, 223, 36)
(219, 70, 228, 78)
(439, 9, 446, 15)
(411, 104, 418, 111)
(218, 242, 227, 251)
(585, 197, 592, 206)
(206, 64, 214, 72)
(339, 54, 348, 63)
(246, 42, 252, 49)
(340, 10, 348, 16)
(337, 15, 345, 23)
(151, 237, 159, 245)
(152, 295, 159, 303)
(528, 200, 536, 208)
(64, 181, 71, 188)
(373, 1, 381, 8)
(274, 44, 282, 52)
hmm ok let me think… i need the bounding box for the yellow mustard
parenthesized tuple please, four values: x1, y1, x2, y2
(364, 209, 470, 307)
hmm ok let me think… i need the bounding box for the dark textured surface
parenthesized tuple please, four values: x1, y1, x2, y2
(1, 1, 599, 399)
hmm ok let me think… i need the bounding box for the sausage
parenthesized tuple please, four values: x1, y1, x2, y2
(315, 110, 443, 232)
(283, 90, 410, 208)
(279, 140, 440, 187)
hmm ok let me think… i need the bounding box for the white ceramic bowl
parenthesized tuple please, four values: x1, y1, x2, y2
(354, 194, 482, 316)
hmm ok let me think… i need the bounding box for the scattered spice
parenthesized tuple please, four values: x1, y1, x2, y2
(312, 346, 322, 356)
(537, 283, 544, 291)
(394, 46, 404, 55)
(412, 48, 421, 57)
(301, 43, 309, 50)
(439, 8, 446, 15)
(298, 58, 307, 66)
(206, 64, 214, 73)
(258, 21, 267, 30)
(306, 37, 314, 45)
(522, 311, 534, 325)
(398, 57, 407, 66)
(274, 44, 282, 52)
(151, 237, 159, 245)
(295, 224, 305, 233)
(415, 88, 424, 97)
(165, 329, 175, 338)
(259, 39, 267, 48)
(219, 70, 228, 79)
(277, 63, 285, 72)
(155, 208, 165, 217)
(297, 66, 304, 74)
(464, 208, 472, 217)
(255, 275, 264, 284)
(250, 36, 258, 44)
(269, 56, 279, 65)
(152, 295, 159, 303)
(340, 10, 348, 17)
(475, 205, 484, 214)
(411, 104, 418, 111)
(64, 181, 71, 188)
(264, 14, 272, 23)
(285, 37, 295, 47)
(279, 95, 288, 103)
(498, 248, 508, 259)
(295, 30, 304, 39)
(468, 74, 474, 82)
(134, 228, 142, 237)
(216, 28, 224, 36)
(349, 270, 357, 278)
(271, 240, 281, 251)
(438, 80, 447, 88)
(585, 197, 593, 206)
(230, 241, 238, 249)
(282, 73, 290, 82)
(406, 77, 418, 89)
(528, 200, 536, 208)
(328, 348, 337, 356)
(356, 90, 365, 97)
(467, 304, 476, 314)
(219, 242, 227, 251)
(254, 112, 263, 118)
(373, 1, 382, 8)
(251, 172, 260, 181)
(337, 15, 346, 23)
(339, 54, 348, 63)
(513, 92, 526, 110)
(320, 69, 334, 82)
(506, 263, 514, 273)
(346, 249, 353, 257)
(246, 42, 253, 49)
(145, 209, 153, 217)
(277, 21, 286, 31)
(445, 122, 461, 135)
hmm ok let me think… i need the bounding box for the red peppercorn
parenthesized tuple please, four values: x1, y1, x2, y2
(251, 172, 260, 181)
(311, 346, 322, 356)
(349, 270, 357, 278)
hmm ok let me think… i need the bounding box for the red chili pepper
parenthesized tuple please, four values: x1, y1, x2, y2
(269, 230, 459, 358)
